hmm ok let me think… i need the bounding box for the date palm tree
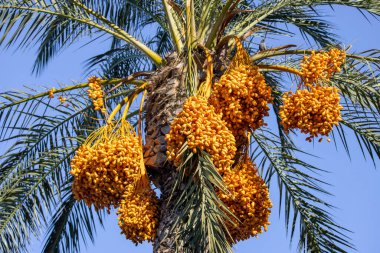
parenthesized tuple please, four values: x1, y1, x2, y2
(0, 1, 379, 253)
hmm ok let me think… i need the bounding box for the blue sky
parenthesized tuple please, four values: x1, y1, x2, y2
(0, 5, 379, 253)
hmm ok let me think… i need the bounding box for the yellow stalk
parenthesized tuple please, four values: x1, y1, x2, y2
(246, 132, 251, 156)
(257, 64, 303, 77)
(121, 93, 138, 121)
(135, 154, 150, 193)
(107, 96, 131, 124)
(107, 83, 147, 124)
(135, 89, 149, 193)
(197, 46, 214, 98)
(251, 49, 377, 63)
(138, 90, 148, 143)
(83, 123, 109, 146)
(1, 78, 144, 111)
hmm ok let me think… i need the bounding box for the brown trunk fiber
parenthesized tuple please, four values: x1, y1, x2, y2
(144, 55, 187, 253)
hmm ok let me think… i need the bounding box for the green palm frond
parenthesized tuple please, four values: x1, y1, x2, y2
(251, 129, 354, 253)
(291, 0, 380, 16)
(0, 79, 130, 141)
(0, 88, 98, 252)
(87, 0, 168, 49)
(196, 0, 223, 43)
(148, 26, 174, 57)
(227, 0, 291, 38)
(255, 47, 379, 252)
(42, 193, 76, 253)
(32, 15, 94, 75)
(170, 149, 233, 253)
(332, 50, 380, 113)
(265, 72, 297, 147)
(338, 105, 380, 163)
(34, 0, 166, 73)
(85, 46, 151, 78)
(0, 0, 163, 66)
(42, 187, 105, 253)
(86, 24, 173, 78)
(331, 51, 380, 161)
(261, 7, 339, 47)
(0, 145, 77, 253)
(224, 0, 380, 45)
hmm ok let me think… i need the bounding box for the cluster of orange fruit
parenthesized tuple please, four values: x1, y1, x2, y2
(70, 121, 158, 243)
(48, 88, 56, 98)
(87, 76, 106, 113)
(166, 95, 271, 243)
(117, 184, 159, 245)
(47, 88, 67, 104)
(58, 95, 67, 104)
(280, 48, 346, 141)
(300, 48, 346, 84)
(210, 41, 272, 138)
(166, 40, 272, 244)
(70, 135, 141, 210)
(166, 96, 237, 175)
(210, 65, 272, 136)
(280, 85, 343, 141)
(217, 158, 272, 243)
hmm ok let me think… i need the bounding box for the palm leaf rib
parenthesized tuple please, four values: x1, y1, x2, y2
(251, 49, 380, 64)
(0, 78, 142, 113)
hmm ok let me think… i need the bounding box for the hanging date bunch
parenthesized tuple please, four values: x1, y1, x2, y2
(165, 96, 236, 175)
(279, 85, 343, 141)
(217, 157, 272, 243)
(210, 39, 273, 137)
(300, 48, 346, 84)
(280, 48, 346, 141)
(71, 86, 160, 244)
(87, 76, 106, 113)
(117, 184, 159, 244)
(116, 159, 159, 244)
(70, 119, 142, 210)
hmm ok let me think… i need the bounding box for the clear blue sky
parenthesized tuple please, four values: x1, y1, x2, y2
(0, 5, 379, 253)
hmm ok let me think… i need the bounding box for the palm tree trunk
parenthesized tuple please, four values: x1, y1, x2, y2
(144, 55, 187, 253)
(152, 167, 180, 253)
